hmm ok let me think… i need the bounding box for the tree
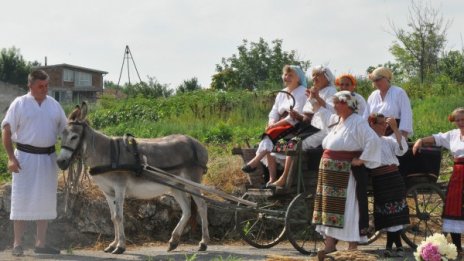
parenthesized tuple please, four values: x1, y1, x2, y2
(439, 49, 464, 83)
(123, 76, 173, 98)
(176, 77, 201, 94)
(212, 38, 311, 91)
(366, 61, 404, 82)
(0, 47, 39, 87)
(389, 0, 450, 83)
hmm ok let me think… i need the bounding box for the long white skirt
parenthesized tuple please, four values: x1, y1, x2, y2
(443, 219, 464, 233)
(10, 150, 59, 220)
(316, 172, 368, 243)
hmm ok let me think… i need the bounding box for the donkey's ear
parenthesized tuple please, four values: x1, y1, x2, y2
(79, 102, 88, 120)
(68, 105, 81, 121)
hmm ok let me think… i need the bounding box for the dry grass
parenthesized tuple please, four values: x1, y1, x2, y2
(327, 250, 379, 261)
(203, 153, 249, 195)
(266, 255, 312, 261)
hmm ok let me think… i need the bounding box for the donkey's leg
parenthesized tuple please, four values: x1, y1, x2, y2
(167, 190, 191, 252)
(103, 194, 118, 253)
(111, 186, 127, 254)
(192, 193, 209, 251)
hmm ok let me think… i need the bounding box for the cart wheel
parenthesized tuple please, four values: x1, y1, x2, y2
(359, 193, 382, 245)
(401, 183, 445, 249)
(285, 192, 323, 255)
(235, 191, 287, 248)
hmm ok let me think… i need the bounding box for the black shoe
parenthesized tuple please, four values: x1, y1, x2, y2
(34, 245, 60, 255)
(241, 164, 257, 173)
(12, 245, 24, 256)
(396, 247, 405, 257)
(383, 248, 393, 257)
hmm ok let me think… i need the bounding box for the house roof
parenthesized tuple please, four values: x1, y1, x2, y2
(35, 63, 108, 74)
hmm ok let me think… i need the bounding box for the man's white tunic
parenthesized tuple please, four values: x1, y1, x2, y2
(1, 93, 67, 220)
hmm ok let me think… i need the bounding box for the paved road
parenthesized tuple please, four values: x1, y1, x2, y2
(0, 242, 416, 261)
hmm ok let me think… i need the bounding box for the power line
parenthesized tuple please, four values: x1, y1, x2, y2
(117, 45, 143, 86)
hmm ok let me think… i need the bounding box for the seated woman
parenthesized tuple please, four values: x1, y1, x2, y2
(309, 91, 381, 259)
(270, 65, 337, 188)
(368, 113, 409, 257)
(335, 74, 367, 116)
(412, 107, 464, 256)
(242, 65, 307, 185)
(363, 67, 413, 138)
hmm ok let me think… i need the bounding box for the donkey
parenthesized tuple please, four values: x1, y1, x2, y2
(56, 103, 209, 254)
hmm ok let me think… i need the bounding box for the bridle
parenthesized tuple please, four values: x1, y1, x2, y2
(61, 121, 87, 164)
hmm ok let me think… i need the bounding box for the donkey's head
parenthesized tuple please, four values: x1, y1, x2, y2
(57, 102, 89, 170)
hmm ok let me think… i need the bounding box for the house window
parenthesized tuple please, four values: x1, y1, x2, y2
(75, 72, 92, 87)
(53, 91, 66, 102)
(63, 69, 74, 82)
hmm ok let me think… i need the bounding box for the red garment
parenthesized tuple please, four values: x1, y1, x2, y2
(443, 158, 464, 218)
(264, 123, 294, 143)
(322, 150, 362, 161)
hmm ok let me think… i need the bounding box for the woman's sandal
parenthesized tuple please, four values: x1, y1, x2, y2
(317, 248, 337, 261)
(241, 164, 257, 173)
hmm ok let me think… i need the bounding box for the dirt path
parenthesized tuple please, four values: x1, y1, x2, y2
(0, 241, 416, 261)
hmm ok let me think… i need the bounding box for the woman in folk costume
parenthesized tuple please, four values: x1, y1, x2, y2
(309, 91, 381, 259)
(363, 67, 413, 138)
(368, 113, 409, 257)
(334, 74, 367, 116)
(413, 107, 464, 256)
(271, 65, 337, 188)
(242, 65, 307, 185)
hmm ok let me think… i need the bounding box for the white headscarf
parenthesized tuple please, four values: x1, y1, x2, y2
(311, 65, 335, 85)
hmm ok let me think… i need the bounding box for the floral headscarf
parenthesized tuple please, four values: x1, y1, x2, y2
(333, 90, 358, 112)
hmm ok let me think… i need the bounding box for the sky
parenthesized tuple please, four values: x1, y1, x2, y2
(1, 0, 463, 89)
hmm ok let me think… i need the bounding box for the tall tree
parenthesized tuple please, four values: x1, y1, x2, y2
(0, 47, 38, 87)
(389, 0, 450, 83)
(212, 38, 310, 91)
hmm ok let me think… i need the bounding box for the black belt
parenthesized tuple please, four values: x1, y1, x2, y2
(16, 143, 55, 155)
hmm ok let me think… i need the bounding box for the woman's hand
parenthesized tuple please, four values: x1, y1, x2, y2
(351, 158, 365, 166)
(386, 117, 398, 131)
(289, 109, 303, 122)
(307, 87, 320, 100)
(412, 139, 423, 155)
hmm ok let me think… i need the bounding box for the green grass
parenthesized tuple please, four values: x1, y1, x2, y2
(411, 95, 462, 140)
(0, 88, 462, 184)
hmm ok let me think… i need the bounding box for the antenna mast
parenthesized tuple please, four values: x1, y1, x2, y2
(117, 45, 143, 86)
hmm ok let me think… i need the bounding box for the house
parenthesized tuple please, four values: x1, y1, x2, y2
(35, 64, 107, 103)
(0, 81, 26, 119)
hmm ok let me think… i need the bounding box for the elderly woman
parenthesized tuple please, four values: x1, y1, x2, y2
(270, 65, 337, 188)
(363, 67, 413, 137)
(368, 113, 409, 257)
(335, 74, 367, 116)
(309, 91, 381, 259)
(242, 65, 307, 185)
(413, 107, 464, 255)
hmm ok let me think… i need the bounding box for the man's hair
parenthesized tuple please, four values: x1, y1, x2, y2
(28, 69, 49, 86)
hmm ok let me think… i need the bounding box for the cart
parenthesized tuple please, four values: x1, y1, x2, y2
(233, 141, 445, 254)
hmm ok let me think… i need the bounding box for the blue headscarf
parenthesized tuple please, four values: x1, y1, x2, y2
(289, 65, 307, 88)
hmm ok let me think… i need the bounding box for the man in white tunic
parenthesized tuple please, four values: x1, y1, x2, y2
(2, 69, 67, 256)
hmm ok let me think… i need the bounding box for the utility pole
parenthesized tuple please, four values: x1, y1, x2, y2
(117, 45, 143, 86)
